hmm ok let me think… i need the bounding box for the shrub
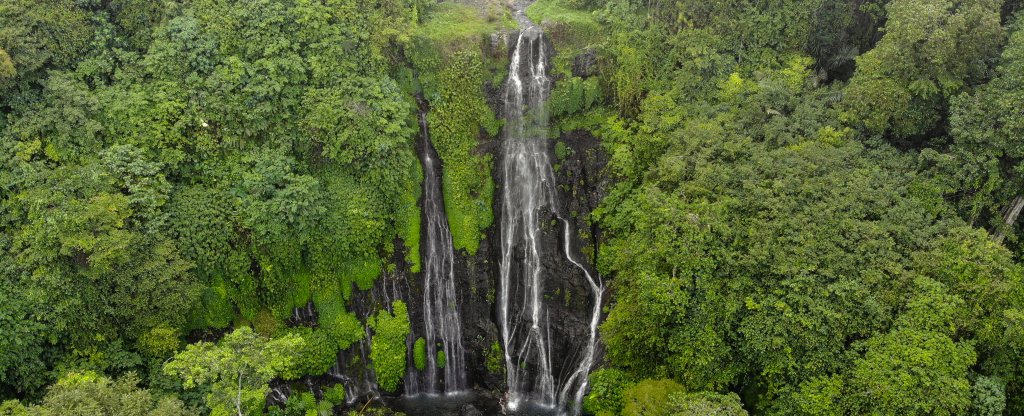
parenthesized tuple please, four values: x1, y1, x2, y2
(370, 301, 410, 392)
(414, 338, 427, 371)
(584, 368, 635, 416)
(622, 379, 685, 416)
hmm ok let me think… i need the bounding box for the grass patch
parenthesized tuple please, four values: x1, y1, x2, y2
(416, 2, 512, 43)
(525, 0, 600, 30)
(525, 0, 606, 76)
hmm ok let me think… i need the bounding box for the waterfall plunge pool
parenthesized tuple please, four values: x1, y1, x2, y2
(384, 390, 564, 416)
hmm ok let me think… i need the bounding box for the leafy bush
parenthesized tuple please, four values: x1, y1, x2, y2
(370, 301, 411, 392)
(621, 379, 685, 416)
(485, 341, 504, 376)
(668, 391, 748, 416)
(584, 368, 634, 416)
(414, 338, 427, 371)
(323, 384, 346, 406)
(282, 328, 338, 380)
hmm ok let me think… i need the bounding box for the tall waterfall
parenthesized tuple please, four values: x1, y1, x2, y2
(415, 108, 467, 394)
(498, 17, 604, 415)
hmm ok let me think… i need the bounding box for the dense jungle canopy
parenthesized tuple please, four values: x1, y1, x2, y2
(2, 0, 1024, 415)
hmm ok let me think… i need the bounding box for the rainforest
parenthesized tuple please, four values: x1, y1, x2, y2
(2, 0, 1024, 415)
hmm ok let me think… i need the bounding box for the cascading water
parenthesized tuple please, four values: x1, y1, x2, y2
(412, 107, 467, 394)
(498, 10, 604, 416)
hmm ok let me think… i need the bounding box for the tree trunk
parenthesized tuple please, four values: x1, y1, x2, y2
(236, 371, 244, 416)
(993, 195, 1024, 243)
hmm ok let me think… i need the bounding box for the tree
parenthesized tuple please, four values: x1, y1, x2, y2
(164, 327, 303, 416)
(668, 391, 748, 416)
(369, 301, 410, 393)
(843, 329, 976, 415)
(925, 17, 1024, 238)
(842, 0, 1005, 139)
(621, 379, 684, 416)
(0, 0, 94, 101)
(0, 371, 189, 416)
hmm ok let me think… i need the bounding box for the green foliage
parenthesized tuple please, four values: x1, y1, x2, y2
(300, 78, 414, 176)
(1, 0, 430, 397)
(164, 327, 303, 415)
(282, 328, 339, 380)
(413, 51, 498, 254)
(314, 296, 366, 352)
(583, 368, 635, 416)
(621, 379, 684, 416)
(549, 77, 602, 120)
(415, 2, 511, 45)
(436, 351, 446, 369)
(3, 1, 1024, 415)
(370, 301, 410, 393)
(414, 338, 427, 371)
(5, 371, 190, 416)
(138, 325, 182, 359)
(844, 329, 976, 415)
(322, 384, 346, 406)
(485, 341, 504, 376)
(842, 0, 1005, 139)
(0, 0, 94, 97)
(925, 17, 1024, 235)
(275, 391, 323, 416)
(668, 391, 748, 416)
(196, 277, 235, 330)
(972, 375, 1006, 416)
(589, 6, 1024, 408)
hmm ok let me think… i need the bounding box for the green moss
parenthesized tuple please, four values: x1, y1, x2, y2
(485, 341, 504, 375)
(229, 272, 260, 321)
(414, 337, 427, 371)
(314, 294, 365, 350)
(282, 327, 338, 380)
(343, 258, 382, 295)
(413, 51, 498, 254)
(370, 301, 411, 392)
(199, 277, 234, 329)
(323, 384, 346, 406)
(289, 267, 313, 310)
(251, 309, 279, 337)
(436, 350, 446, 369)
(399, 160, 423, 273)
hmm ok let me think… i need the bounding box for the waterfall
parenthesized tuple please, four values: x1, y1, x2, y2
(414, 107, 468, 394)
(498, 17, 604, 416)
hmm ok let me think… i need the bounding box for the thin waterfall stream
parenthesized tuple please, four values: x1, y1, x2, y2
(498, 8, 604, 415)
(413, 105, 468, 395)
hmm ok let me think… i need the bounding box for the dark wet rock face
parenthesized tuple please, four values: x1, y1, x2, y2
(552, 129, 610, 268)
(460, 403, 485, 416)
(572, 48, 598, 79)
(287, 301, 319, 327)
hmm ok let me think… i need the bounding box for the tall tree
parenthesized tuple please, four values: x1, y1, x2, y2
(164, 327, 303, 416)
(843, 0, 1005, 140)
